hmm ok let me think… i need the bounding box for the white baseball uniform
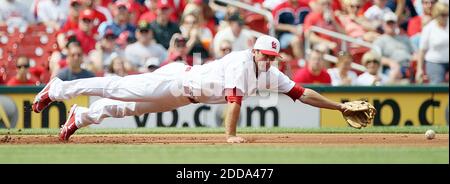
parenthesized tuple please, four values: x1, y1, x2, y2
(47, 49, 298, 128)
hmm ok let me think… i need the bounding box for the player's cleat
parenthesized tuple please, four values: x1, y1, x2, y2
(32, 78, 57, 113)
(59, 104, 79, 142)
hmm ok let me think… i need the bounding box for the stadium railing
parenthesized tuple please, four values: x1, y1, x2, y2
(305, 26, 373, 72)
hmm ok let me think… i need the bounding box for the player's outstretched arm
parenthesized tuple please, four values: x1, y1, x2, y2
(224, 102, 247, 143)
(298, 88, 377, 128)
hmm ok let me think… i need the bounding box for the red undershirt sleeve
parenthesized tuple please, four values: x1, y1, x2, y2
(284, 84, 305, 102)
(225, 88, 243, 106)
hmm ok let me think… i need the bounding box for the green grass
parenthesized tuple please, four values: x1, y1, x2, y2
(1, 126, 448, 135)
(0, 144, 447, 164)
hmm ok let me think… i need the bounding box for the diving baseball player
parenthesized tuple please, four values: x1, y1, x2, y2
(32, 35, 357, 143)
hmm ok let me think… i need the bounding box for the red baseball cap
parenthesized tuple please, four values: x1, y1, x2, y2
(79, 9, 95, 20)
(157, 0, 172, 9)
(253, 35, 281, 57)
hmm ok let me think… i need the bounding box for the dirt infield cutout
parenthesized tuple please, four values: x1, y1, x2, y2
(0, 134, 448, 147)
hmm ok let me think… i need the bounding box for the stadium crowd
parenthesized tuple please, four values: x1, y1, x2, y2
(0, 0, 448, 87)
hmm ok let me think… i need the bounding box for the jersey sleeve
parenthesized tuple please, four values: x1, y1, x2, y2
(263, 67, 295, 92)
(266, 67, 306, 101)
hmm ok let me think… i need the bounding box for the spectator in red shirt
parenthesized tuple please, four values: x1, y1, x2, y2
(6, 57, 38, 86)
(272, 0, 311, 59)
(74, 9, 97, 55)
(81, 0, 111, 32)
(293, 45, 332, 84)
(304, 0, 346, 53)
(408, 0, 437, 51)
(60, 0, 82, 34)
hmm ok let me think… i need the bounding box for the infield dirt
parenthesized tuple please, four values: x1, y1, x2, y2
(1, 134, 448, 147)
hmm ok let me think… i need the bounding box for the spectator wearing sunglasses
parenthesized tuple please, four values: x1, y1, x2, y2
(6, 56, 38, 86)
(356, 51, 389, 85)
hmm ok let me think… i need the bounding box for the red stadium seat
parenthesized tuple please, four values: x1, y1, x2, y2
(19, 33, 57, 51)
(1, 24, 57, 85)
(30, 52, 51, 68)
(1, 56, 17, 83)
(0, 33, 20, 53)
(0, 26, 6, 33)
(12, 45, 51, 68)
(22, 24, 54, 35)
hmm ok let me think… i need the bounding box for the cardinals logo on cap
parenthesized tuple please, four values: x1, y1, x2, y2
(272, 41, 277, 49)
(253, 35, 281, 57)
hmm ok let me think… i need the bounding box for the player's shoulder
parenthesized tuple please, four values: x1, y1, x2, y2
(218, 50, 252, 71)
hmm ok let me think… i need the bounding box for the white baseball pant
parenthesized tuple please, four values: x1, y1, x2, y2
(48, 63, 192, 128)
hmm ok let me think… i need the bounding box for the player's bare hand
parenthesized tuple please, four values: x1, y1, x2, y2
(227, 136, 247, 143)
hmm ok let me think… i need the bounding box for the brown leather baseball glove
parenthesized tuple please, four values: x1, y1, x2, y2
(342, 101, 377, 129)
